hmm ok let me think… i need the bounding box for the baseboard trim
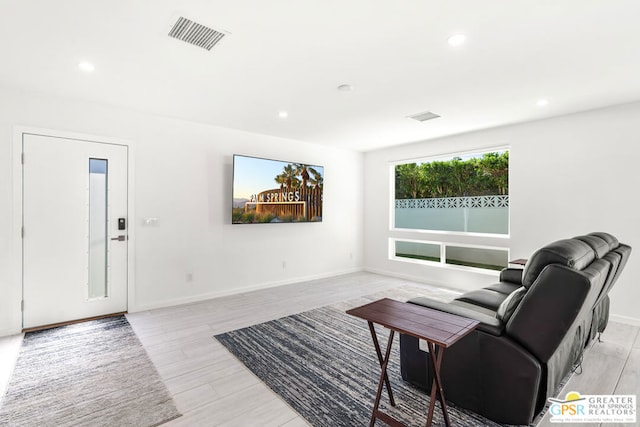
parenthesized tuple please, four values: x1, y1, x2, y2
(363, 267, 466, 294)
(610, 313, 640, 327)
(0, 328, 22, 338)
(129, 267, 363, 313)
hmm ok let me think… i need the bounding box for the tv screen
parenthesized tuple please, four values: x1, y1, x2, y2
(232, 155, 324, 224)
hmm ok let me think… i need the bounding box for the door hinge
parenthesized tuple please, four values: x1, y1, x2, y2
(21, 227, 24, 238)
(21, 300, 24, 312)
(21, 153, 24, 164)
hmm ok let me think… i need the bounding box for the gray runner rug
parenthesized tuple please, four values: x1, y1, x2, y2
(215, 296, 509, 427)
(0, 316, 181, 427)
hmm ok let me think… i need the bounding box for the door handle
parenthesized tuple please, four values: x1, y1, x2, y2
(111, 235, 127, 241)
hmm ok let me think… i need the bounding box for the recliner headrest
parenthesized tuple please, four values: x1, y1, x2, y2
(522, 239, 595, 288)
(574, 235, 610, 258)
(588, 232, 619, 250)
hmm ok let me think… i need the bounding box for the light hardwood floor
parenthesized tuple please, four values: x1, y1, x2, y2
(126, 272, 450, 427)
(125, 271, 639, 427)
(0, 334, 22, 402)
(1, 271, 638, 426)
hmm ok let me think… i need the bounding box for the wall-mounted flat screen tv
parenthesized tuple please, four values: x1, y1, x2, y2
(232, 155, 324, 224)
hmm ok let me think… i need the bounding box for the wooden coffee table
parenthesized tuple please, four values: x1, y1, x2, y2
(346, 298, 479, 427)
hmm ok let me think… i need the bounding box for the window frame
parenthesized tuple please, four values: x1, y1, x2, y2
(389, 146, 510, 238)
(388, 146, 510, 273)
(390, 238, 510, 274)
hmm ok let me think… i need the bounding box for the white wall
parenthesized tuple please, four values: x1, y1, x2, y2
(0, 85, 364, 336)
(364, 102, 640, 324)
(2, 86, 638, 336)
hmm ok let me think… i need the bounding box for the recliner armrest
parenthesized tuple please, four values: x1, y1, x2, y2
(408, 297, 505, 336)
(500, 268, 523, 285)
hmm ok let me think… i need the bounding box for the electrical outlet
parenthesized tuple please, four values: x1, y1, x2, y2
(282, 261, 287, 269)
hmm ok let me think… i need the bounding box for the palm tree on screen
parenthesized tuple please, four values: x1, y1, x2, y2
(294, 164, 320, 189)
(276, 164, 300, 189)
(309, 168, 323, 189)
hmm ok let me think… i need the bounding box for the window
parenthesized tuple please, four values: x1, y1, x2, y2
(394, 240, 441, 263)
(88, 158, 108, 299)
(392, 239, 508, 272)
(394, 150, 509, 234)
(444, 245, 508, 271)
(391, 149, 509, 272)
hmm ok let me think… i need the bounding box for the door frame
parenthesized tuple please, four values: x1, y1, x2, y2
(12, 126, 136, 332)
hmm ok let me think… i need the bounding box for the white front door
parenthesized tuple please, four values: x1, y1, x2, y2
(22, 133, 128, 329)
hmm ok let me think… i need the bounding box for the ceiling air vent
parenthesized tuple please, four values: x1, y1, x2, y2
(168, 16, 226, 51)
(407, 111, 441, 122)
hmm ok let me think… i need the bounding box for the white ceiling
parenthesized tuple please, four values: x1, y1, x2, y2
(2, 1, 640, 152)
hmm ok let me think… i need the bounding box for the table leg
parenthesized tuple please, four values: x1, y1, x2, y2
(368, 324, 396, 427)
(367, 321, 396, 407)
(425, 342, 450, 427)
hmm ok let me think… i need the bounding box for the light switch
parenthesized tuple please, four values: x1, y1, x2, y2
(142, 217, 159, 226)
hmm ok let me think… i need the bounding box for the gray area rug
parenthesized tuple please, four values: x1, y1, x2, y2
(215, 295, 509, 427)
(0, 316, 181, 427)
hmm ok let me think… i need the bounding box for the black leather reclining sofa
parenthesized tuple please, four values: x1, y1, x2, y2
(399, 232, 631, 425)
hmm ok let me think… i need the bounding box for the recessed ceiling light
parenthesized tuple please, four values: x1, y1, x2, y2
(78, 61, 95, 72)
(447, 34, 466, 47)
(337, 84, 353, 92)
(278, 111, 288, 118)
(536, 98, 549, 107)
